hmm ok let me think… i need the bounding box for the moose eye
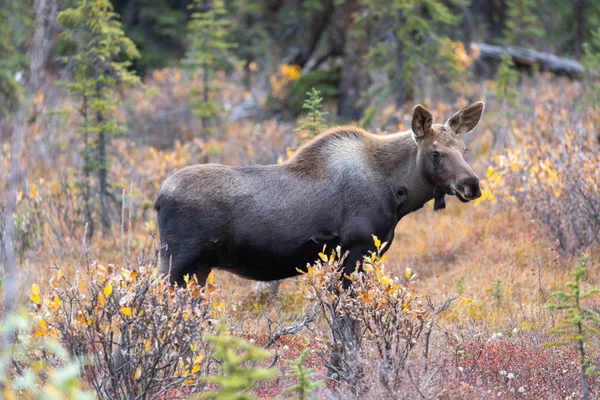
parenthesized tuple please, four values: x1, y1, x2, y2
(432, 150, 441, 163)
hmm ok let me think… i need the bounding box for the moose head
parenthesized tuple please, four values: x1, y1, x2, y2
(411, 102, 484, 208)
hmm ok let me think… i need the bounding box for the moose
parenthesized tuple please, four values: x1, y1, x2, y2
(154, 102, 484, 287)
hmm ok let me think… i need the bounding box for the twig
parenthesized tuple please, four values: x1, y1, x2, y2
(263, 308, 318, 349)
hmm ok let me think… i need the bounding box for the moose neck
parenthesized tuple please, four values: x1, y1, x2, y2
(375, 131, 435, 218)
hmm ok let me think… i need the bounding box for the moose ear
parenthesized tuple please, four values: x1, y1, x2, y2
(445, 101, 485, 135)
(411, 104, 433, 138)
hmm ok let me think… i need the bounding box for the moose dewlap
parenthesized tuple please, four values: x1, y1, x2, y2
(154, 102, 485, 286)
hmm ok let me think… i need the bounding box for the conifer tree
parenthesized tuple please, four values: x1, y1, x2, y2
(58, 0, 140, 239)
(0, 0, 31, 114)
(285, 350, 324, 400)
(295, 87, 328, 141)
(583, 27, 600, 75)
(544, 254, 599, 400)
(363, 0, 465, 104)
(502, 0, 544, 47)
(496, 52, 520, 103)
(200, 331, 277, 400)
(185, 0, 236, 132)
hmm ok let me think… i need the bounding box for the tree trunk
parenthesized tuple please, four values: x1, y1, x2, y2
(97, 106, 111, 237)
(287, 0, 335, 67)
(574, 0, 585, 57)
(1, 108, 25, 336)
(337, 0, 370, 120)
(489, 0, 506, 41)
(83, 96, 94, 242)
(202, 62, 210, 131)
(29, 0, 56, 89)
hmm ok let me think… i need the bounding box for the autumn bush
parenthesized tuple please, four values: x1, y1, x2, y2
(32, 263, 221, 399)
(0, 312, 95, 399)
(300, 238, 429, 395)
(485, 127, 599, 253)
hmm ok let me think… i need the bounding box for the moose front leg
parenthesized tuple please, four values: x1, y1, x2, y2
(342, 245, 371, 290)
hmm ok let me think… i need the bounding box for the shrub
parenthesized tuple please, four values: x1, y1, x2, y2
(485, 129, 600, 253)
(300, 238, 428, 394)
(0, 312, 95, 399)
(32, 264, 219, 399)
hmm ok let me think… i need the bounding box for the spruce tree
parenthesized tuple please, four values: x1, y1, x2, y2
(295, 87, 328, 141)
(200, 331, 277, 400)
(544, 254, 599, 400)
(496, 52, 520, 103)
(363, 0, 466, 104)
(285, 350, 324, 400)
(502, 0, 544, 47)
(185, 0, 236, 132)
(0, 0, 31, 114)
(57, 0, 140, 239)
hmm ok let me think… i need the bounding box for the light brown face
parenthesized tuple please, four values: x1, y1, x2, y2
(411, 102, 485, 202)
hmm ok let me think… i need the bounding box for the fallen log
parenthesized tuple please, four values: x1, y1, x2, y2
(472, 42, 585, 77)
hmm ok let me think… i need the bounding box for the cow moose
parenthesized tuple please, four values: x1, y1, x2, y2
(154, 102, 485, 287)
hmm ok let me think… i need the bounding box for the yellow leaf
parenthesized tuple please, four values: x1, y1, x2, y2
(307, 266, 313, 277)
(134, 366, 142, 380)
(191, 364, 201, 374)
(34, 91, 44, 105)
(405, 268, 412, 279)
(31, 295, 41, 304)
(318, 252, 327, 262)
(39, 319, 47, 329)
(372, 235, 381, 249)
(183, 274, 190, 284)
(194, 353, 204, 364)
(98, 293, 106, 307)
(29, 183, 38, 198)
(121, 307, 132, 316)
(207, 272, 215, 285)
(48, 296, 61, 310)
(379, 275, 393, 286)
(32, 283, 40, 296)
(103, 284, 112, 297)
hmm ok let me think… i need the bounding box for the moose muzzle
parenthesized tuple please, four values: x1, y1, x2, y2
(454, 176, 482, 202)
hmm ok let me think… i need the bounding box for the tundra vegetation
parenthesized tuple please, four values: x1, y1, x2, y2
(1, 0, 600, 399)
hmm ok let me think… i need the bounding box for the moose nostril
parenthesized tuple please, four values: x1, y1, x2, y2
(459, 177, 481, 199)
